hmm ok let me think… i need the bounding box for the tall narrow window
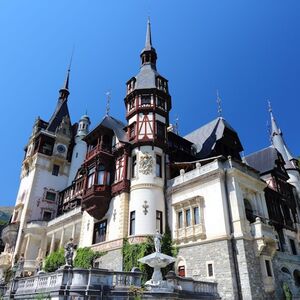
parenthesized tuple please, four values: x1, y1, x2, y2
(156, 211, 163, 234)
(132, 156, 137, 178)
(207, 263, 214, 277)
(52, 164, 60, 176)
(186, 209, 191, 227)
(93, 220, 107, 244)
(194, 207, 200, 225)
(178, 211, 183, 228)
(290, 239, 297, 255)
(87, 167, 95, 188)
(156, 122, 165, 139)
(130, 211, 136, 235)
(97, 165, 105, 185)
(156, 155, 162, 177)
(265, 260, 273, 277)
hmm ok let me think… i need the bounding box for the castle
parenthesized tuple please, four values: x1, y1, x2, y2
(1, 20, 300, 299)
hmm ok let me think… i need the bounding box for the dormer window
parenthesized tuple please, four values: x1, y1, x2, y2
(141, 95, 151, 106)
(129, 123, 136, 140)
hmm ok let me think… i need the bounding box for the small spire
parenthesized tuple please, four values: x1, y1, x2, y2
(61, 47, 74, 91)
(216, 90, 222, 117)
(174, 114, 179, 135)
(105, 91, 111, 116)
(145, 17, 152, 50)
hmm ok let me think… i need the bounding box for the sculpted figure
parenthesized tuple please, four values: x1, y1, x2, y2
(154, 230, 162, 253)
(64, 238, 76, 267)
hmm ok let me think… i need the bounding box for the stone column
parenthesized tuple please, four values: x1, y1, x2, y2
(59, 229, 65, 248)
(71, 223, 76, 239)
(50, 233, 55, 253)
(24, 234, 31, 258)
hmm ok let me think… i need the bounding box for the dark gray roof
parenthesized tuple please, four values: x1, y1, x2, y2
(100, 115, 128, 143)
(244, 146, 281, 174)
(47, 100, 70, 132)
(135, 64, 160, 89)
(184, 117, 238, 158)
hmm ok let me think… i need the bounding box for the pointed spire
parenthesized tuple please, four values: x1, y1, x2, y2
(145, 17, 152, 51)
(216, 90, 222, 117)
(268, 101, 295, 164)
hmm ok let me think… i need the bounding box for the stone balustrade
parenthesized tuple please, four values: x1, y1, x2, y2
(4, 268, 219, 299)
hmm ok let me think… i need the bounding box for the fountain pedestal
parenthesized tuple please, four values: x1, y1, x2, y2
(138, 252, 175, 291)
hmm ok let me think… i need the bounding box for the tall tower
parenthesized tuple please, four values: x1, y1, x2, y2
(11, 69, 73, 271)
(125, 19, 172, 236)
(68, 114, 90, 185)
(269, 104, 300, 198)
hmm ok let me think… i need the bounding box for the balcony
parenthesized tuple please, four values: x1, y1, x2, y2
(1, 223, 19, 246)
(82, 185, 111, 220)
(250, 217, 277, 256)
(174, 224, 206, 243)
(57, 177, 84, 215)
(85, 143, 113, 162)
(111, 179, 130, 196)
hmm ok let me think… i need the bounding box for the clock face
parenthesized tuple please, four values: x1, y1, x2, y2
(57, 144, 66, 154)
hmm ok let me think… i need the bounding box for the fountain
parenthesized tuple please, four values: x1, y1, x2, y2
(138, 230, 176, 291)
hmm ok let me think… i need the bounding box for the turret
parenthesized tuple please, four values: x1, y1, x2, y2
(67, 114, 91, 185)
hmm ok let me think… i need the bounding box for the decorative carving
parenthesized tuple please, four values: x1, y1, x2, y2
(139, 153, 153, 175)
(64, 238, 76, 267)
(154, 230, 162, 253)
(143, 201, 149, 215)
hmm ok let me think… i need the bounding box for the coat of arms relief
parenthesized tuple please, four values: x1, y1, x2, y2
(139, 152, 153, 175)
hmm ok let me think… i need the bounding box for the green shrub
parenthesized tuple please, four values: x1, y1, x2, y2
(73, 247, 106, 269)
(43, 248, 65, 272)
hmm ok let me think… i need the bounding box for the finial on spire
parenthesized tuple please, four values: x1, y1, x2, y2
(216, 90, 222, 117)
(268, 100, 272, 113)
(175, 114, 179, 135)
(105, 91, 111, 116)
(61, 48, 74, 92)
(145, 17, 152, 50)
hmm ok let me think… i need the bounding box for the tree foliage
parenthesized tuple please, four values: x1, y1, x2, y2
(43, 248, 65, 272)
(73, 247, 106, 269)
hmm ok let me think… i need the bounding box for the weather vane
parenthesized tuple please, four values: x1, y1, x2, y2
(216, 90, 222, 117)
(105, 91, 111, 116)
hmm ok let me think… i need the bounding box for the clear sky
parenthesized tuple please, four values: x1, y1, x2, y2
(1, 1, 299, 206)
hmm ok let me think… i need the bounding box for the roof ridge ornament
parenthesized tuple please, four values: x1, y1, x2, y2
(105, 91, 111, 116)
(216, 90, 222, 117)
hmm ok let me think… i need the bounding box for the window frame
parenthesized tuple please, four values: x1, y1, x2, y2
(156, 210, 163, 234)
(52, 164, 60, 176)
(130, 211, 136, 235)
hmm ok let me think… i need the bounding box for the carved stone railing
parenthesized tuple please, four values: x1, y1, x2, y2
(1, 223, 19, 245)
(165, 271, 219, 297)
(174, 224, 206, 243)
(0, 252, 12, 268)
(4, 268, 219, 299)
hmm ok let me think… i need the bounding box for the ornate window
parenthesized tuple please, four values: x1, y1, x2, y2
(87, 167, 95, 188)
(132, 156, 137, 178)
(97, 165, 105, 185)
(156, 155, 162, 177)
(141, 95, 151, 106)
(52, 164, 60, 176)
(93, 220, 107, 244)
(173, 196, 205, 243)
(156, 211, 163, 234)
(130, 211, 136, 235)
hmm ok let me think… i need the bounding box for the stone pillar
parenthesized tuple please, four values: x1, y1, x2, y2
(24, 234, 31, 258)
(72, 223, 76, 239)
(59, 229, 65, 248)
(50, 233, 55, 254)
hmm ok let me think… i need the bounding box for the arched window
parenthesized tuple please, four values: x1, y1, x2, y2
(281, 267, 291, 275)
(244, 199, 256, 223)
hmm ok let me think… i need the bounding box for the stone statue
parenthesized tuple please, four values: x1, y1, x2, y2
(64, 238, 76, 267)
(35, 257, 43, 274)
(15, 254, 25, 278)
(154, 230, 162, 253)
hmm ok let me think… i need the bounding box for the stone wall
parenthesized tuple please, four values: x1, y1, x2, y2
(178, 238, 274, 300)
(95, 248, 123, 271)
(178, 239, 237, 299)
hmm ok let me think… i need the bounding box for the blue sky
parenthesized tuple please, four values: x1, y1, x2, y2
(1, 1, 299, 206)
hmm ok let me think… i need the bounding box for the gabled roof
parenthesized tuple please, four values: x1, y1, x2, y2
(184, 117, 241, 158)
